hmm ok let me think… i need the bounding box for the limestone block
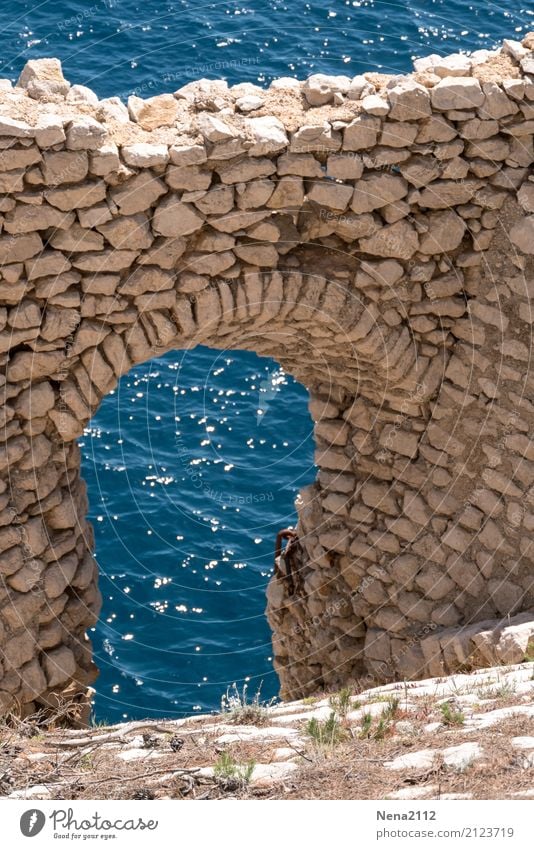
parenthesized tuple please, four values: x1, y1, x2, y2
(326, 153, 363, 180)
(17, 58, 70, 99)
(169, 144, 207, 166)
(246, 116, 288, 155)
(350, 174, 408, 213)
(42, 646, 77, 687)
(343, 115, 381, 150)
(111, 171, 167, 215)
(97, 213, 153, 250)
(121, 143, 169, 168)
(71, 249, 139, 274)
(303, 74, 351, 106)
(417, 179, 480, 208)
(361, 95, 389, 116)
(359, 220, 419, 260)
(153, 197, 204, 238)
(379, 122, 419, 148)
(42, 150, 88, 185)
(137, 237, 186, 269)
(432, 54, 472, 78)
(267, 176, 305, 209)
(66, 117, 106, 150)
(8, 560, 44, 593)
(418, 210, 466, 254)
(234, 244, 278, 267)
(387, 80, 432, 121)
(194, 186, 234, 215)
(128, 94, 179, 130)
(90, 143, 120, 176)
(307, 180, 353, 211)
(431, 77, 484, 111)
(13, 382, 55, 420)
(45, 180, 107, 211)
(279, 153, 323, 178)
(510, 216, 534, 253)
(218, 157, 276, 184)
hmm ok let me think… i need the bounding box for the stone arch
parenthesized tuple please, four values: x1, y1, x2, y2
(1, 43, 534, 717)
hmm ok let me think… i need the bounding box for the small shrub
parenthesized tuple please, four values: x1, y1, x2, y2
(329, 687, 359, 718)
(79, 753, 93, 771)
(220, 681, 276, 725)
(381, 697, 399, 722)
(439, 702, 465, 726)
(306, 712, 345, 746)
(369, 698, 400, 740)
(359, 712, 373, 738)
(373, 718, 388, 740)
(480, 682, 516, 700)
(213, 751, 255, 787)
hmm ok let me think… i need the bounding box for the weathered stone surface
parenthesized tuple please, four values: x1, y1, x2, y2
(510, 216, 534, 253)
(121, 143, 170, 168)
(359, 220, 418, 259)
(97, 214, 153, 250)
(42, 646, 77, 687)
(246, 116, 288, 155)
(0, 232, 43, 263)
(4, 204, 74, 234)
(111, 171, 167, 215)
(42, 151, 88, 185)
(343, 115, 381, 150)
(128, 94, 179, 130)
(66, 117, 106, 150)
(418, 210, 466, 254)
(46, 181, 107, 211)
(303, 74, 351, 106)
(350, 174, 408, 213)
(431, 77, 484, 111)
(388, 80, 432, 121)
(153, 197, 204, 237)
(17, 58, 70, 99)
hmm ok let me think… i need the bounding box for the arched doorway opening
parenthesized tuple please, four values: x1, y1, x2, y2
(81, 346, 315, 722)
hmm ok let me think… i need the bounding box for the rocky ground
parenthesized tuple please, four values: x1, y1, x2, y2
(1, 661, 534, 800)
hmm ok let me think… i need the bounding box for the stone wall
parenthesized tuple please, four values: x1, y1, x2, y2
(1, 37, 534, 716)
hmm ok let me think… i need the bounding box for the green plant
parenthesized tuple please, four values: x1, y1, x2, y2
(79, 753, 93, 770)
(220, 681, 276, 725)
(306, 712, 345, 746)
(373, 718, 388, 740)
(439, 702, 465, 726)
(213, 751, 255, 786)
(381, 697, 399, 722)
(329, 687, 355, 718)
(480, 681, 517, 700)
(368, 697, 400, 740)
(359, 712, 373, 738)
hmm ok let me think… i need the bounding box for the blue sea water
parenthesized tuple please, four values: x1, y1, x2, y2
(0, 0, 532, 721)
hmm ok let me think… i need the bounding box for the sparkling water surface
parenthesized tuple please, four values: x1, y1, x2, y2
(0, 0, 531, 721)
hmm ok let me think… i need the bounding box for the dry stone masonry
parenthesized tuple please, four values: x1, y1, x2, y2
(1, 38, 534, 716)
